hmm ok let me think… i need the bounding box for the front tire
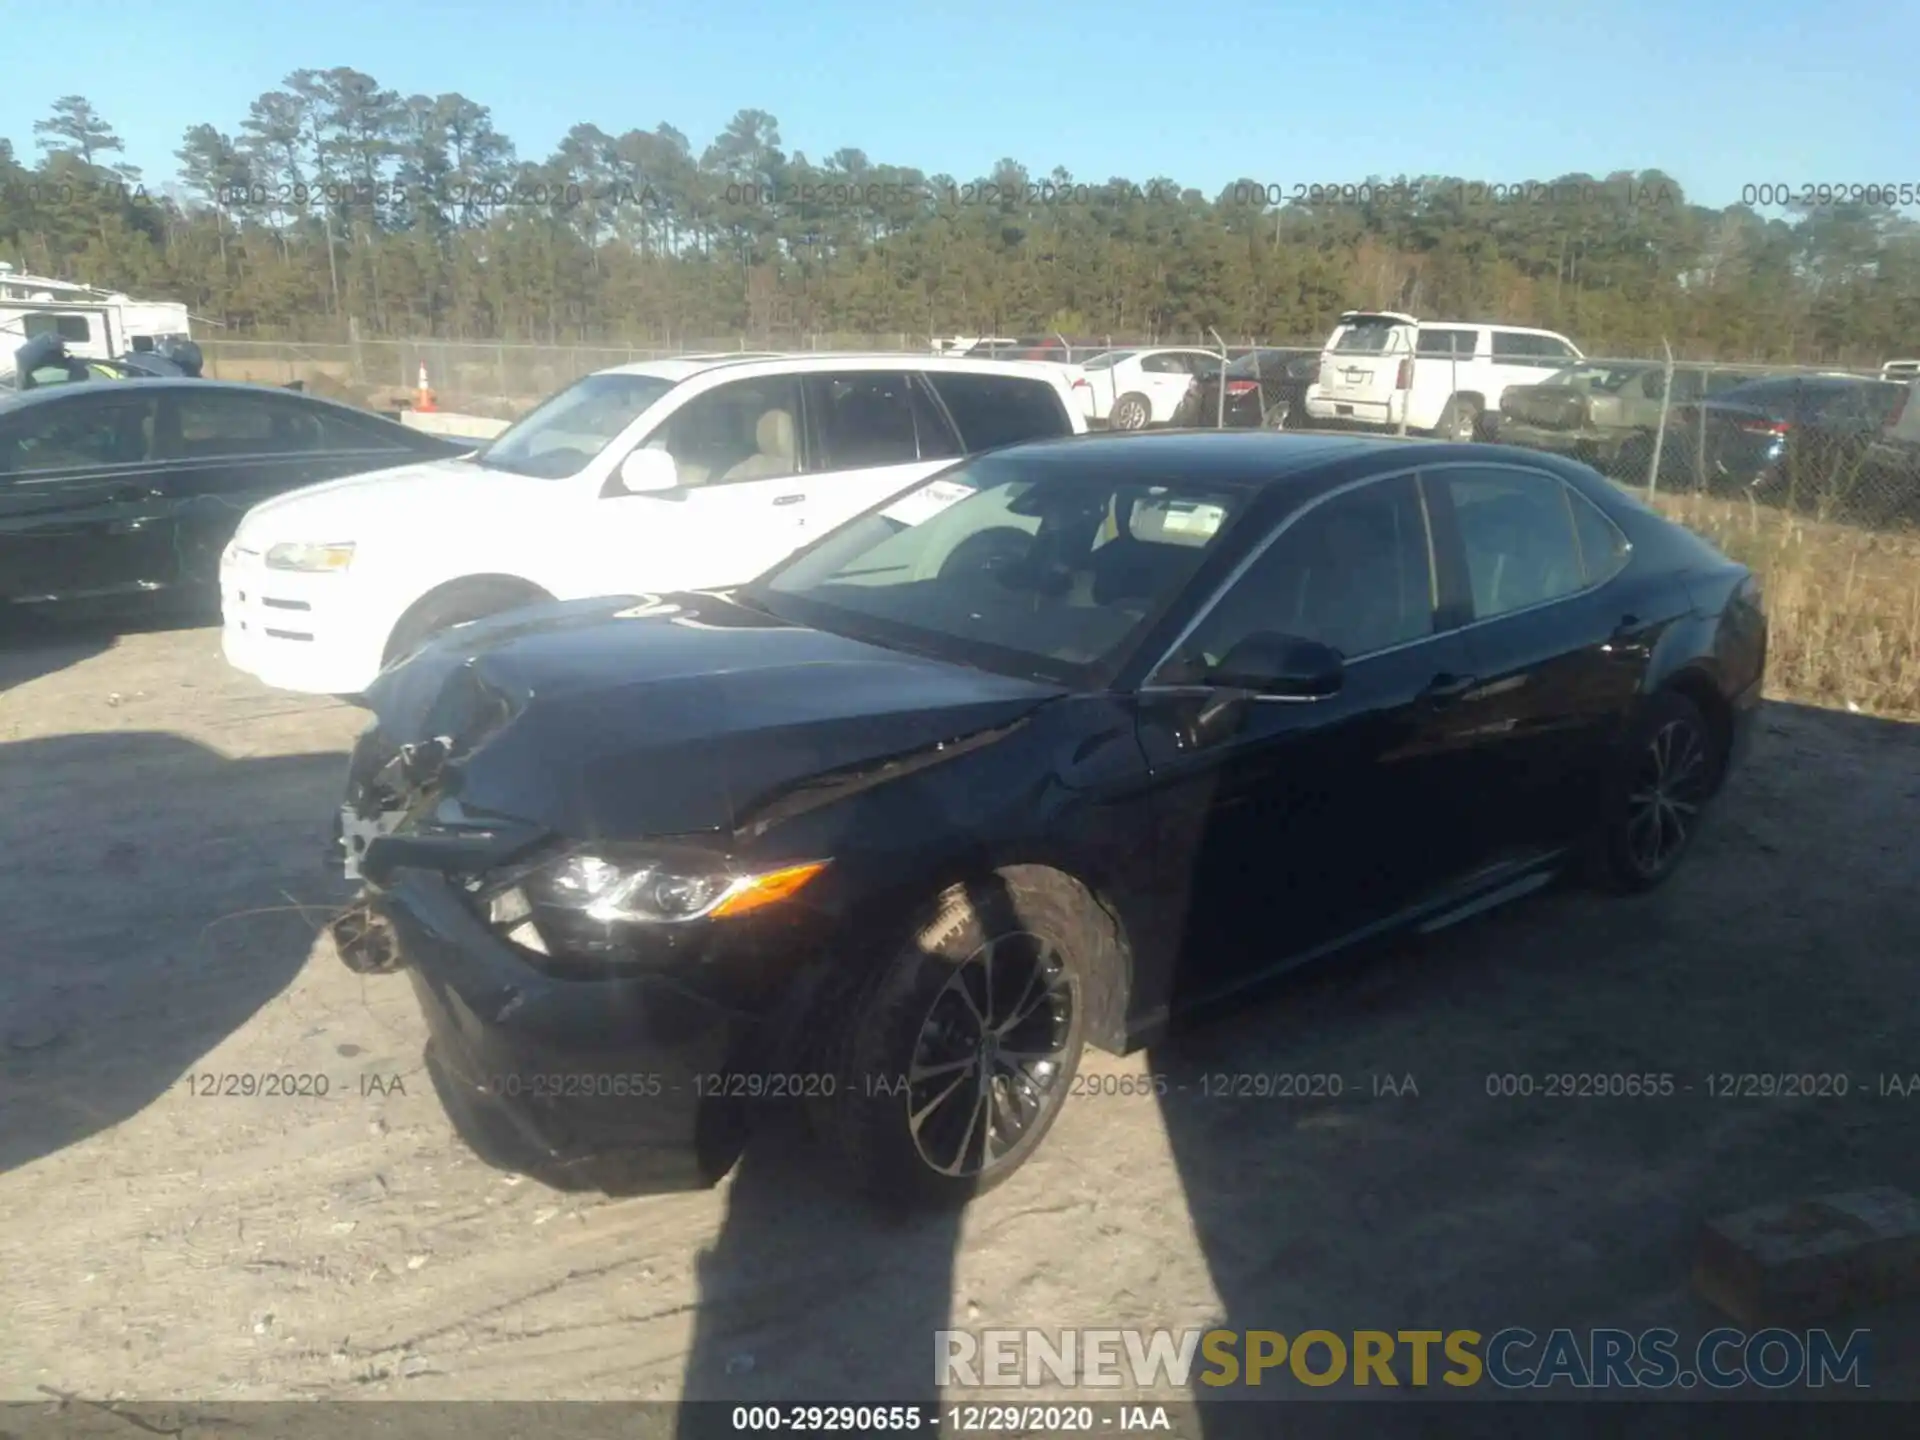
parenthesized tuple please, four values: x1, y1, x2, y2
(1586, 690, 1722, 893)
(816, 872, 1091, 1211)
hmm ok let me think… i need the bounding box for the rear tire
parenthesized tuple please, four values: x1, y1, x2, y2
(1435, 396, 1481, 442)
(1110, 393, 1153, 431)
(1585, 690, 1723, 894)
(814, 871, 1092, 1212)
(382, 578, 550, 669)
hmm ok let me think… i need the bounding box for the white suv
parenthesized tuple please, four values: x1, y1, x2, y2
(1304, 312, 1584, 439)
(220, 354, 1088, 697)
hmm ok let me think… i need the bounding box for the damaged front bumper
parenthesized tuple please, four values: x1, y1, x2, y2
(359, 868, 756, 1192)
(328, 722, 812, 1193)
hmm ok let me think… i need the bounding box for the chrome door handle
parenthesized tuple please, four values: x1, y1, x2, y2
(773, 493, 807, 506)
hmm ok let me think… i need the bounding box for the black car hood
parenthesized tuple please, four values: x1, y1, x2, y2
(363, 591, 1068, 840)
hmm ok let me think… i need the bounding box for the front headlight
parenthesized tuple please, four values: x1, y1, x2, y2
(479, 846, 830, 959)
(265, 541, 356, 573)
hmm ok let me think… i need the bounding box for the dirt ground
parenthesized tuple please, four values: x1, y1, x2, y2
(3, 616, 1919, 1414)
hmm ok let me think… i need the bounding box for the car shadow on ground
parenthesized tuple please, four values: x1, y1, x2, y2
(0, 603, 215, 696)
(663, 699, 1920, 1433)
(0, 730, 350, 1176)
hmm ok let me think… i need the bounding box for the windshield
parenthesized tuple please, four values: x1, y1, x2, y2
(471, 372, 676, 478)
(1226, 350, 1298, 378)
(749, 454, 1247, 686)
(1543, 363, 1644, 392)
(1080, 350, 1137, 369)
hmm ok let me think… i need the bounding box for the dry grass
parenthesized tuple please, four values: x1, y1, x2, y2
(1645, 489, 1920, 718)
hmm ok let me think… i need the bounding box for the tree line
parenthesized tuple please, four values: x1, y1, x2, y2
(3, 76, 1918, 361)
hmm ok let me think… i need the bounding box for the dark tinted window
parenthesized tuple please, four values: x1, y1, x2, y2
(1568, 486, 1631, 585)
(23, 313, 93, 343)
(925, 373, 1072, 451)
(1492, 331, 1561, 362)
(1715, 378, 1842, 418)
(808, 372, 921, 469)
(1444, 468, 1588, 618)
(1813, 382, 1906, 424)
(1226, 350, 1298, 378)
(1162, 474, 1435, 671)
(0, 394, 161, 476)
(176, 390, 329, 458)
(1417, 328, 1477, 358)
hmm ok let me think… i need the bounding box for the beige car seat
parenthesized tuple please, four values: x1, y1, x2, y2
(715, 408, 797, 484)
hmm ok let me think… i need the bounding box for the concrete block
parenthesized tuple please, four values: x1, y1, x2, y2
(1694, 1187, 1920, 1325)
(400, 410, 510, 440)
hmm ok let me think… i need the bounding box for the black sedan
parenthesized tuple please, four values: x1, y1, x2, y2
(331, 431, 1766, 1210)
(1172, 348, 1319, 430)
(1668, 374, 1907, 517)
(0, 378, 472, 615)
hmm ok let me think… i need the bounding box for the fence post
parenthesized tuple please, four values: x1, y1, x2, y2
(1647, 338, 1675, 496)
(1695, 362, 1711, 490)
(1209, 326, 1229, 429)
(1396, 331, 1411, 438)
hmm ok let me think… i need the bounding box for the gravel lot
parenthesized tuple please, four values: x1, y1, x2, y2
(3, 616, 1919, 1413)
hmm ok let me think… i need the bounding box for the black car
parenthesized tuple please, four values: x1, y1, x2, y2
(1173, 347, 1319, 430)
(0, 379, 472, 614)
(332, 431, 1766, 1210)
(1669, 374, 1907, 516)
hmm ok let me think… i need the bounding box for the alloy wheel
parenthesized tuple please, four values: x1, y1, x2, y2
(1112, 398, 1149, 430)
(1623, 718, 1712, 878)
(905, 931, 1075, 1178)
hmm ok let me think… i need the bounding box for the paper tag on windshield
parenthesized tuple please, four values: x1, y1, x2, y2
(1158, 503, 1226, 537)
(882, 479, 975, 527)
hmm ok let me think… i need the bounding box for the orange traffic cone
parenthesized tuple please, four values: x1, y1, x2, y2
(416, 362, 437, 412)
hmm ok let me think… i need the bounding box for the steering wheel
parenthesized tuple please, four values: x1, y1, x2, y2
(937, 526, 1034, 581)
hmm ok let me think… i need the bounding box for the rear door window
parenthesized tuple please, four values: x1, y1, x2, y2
(175, 390, 309, 457)
(1442, 467, 1590, 618)
(1417, 328, 1478, 358)
(924, 373, 1073, 451)
(806, 372, 922, 469)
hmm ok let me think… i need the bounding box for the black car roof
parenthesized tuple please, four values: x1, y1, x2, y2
(0, 376, 388, 421)
(977, 428, 1437, 488)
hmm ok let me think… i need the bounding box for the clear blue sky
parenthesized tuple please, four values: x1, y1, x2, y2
(0, 0, 1909, 211)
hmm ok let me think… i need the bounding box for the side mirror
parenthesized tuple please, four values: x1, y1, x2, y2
(614, 448, 679, 495)
(1209, 632, 1344, 700)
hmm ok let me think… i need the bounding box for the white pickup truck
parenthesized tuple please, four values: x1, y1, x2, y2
(1304, 311, 1584, 440)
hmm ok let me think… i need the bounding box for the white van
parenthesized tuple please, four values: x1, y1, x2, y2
(220, 353, 1088, 697)
(1304, 312, 1584, 440)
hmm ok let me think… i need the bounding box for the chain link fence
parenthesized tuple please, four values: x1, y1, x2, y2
(197, 331, 1917, 713)
(194, 334, 1290, 417)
